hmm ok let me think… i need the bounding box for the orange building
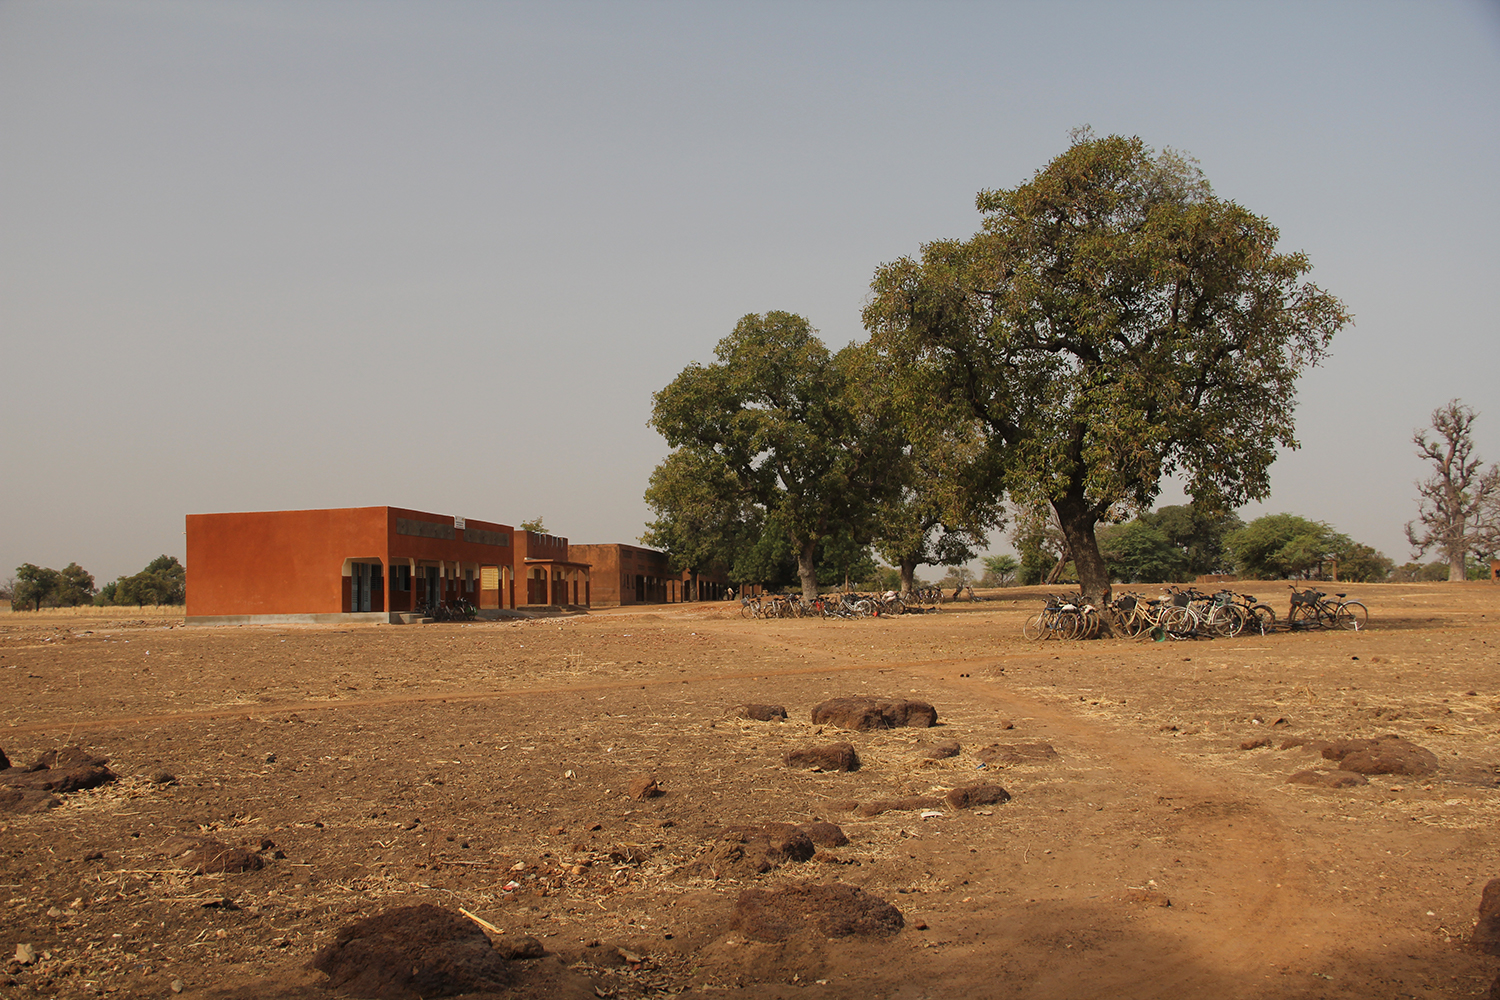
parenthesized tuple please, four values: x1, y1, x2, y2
(569, 542, 730, 607)
(512, 529, 592, 609)
(185, 506, 589, 624)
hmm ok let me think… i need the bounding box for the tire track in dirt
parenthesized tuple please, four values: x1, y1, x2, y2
(899, 663, 1363, 999)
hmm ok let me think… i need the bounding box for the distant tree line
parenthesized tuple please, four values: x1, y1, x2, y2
(6, 556, 185, 611)
(996, 503, 1395, 585)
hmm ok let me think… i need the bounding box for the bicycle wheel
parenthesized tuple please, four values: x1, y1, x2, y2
(1212, 604, 1247, 638)
(1022, 612, 1048, 641)
(1159, 606, 1195, 637)
(1248, 604, 1277, 635)
(1336, 601, 1368, 631)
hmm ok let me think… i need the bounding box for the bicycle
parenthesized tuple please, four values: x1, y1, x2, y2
(1288, 586, 1367, 631)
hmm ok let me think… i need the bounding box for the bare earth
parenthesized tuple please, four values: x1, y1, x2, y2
(2, 582, 1499, 999)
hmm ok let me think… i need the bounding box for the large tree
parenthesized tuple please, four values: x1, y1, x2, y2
(1226, 513, 1340, 580)
(1406, 400, 1500, 581)
(13, 563, 59, 612)
(864, 131, 1349, 610)
(55, 563, 96, 607)
(648, 311, 904, 600)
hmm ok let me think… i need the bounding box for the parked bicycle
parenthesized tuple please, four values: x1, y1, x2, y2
(1287, 586, 1367, 631)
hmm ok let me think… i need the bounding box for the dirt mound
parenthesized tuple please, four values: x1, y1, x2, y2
(796, 822, 849, 847)
(785, 742, 860, 772)
(945, 783, 1011, 809)
(811, 697, 937, 730)
(309, 903, 510, 999)
(737, 704, 788, 721)
(1473, 879, 1500, 955)
(976, 741, 1058, 765)
(692, 823, 817, 877)
(1321, 735, 1439, 776)
(0, 745, 117, 811)
(922, 739, 961, 759)
(729, 882, 904, 942)
(0, 787, 61, 813)
(627, 776, 662, 799)
(1287, 769, 1369, 788)
(164, 837, 266, 874)
(856, 795, 943, 817)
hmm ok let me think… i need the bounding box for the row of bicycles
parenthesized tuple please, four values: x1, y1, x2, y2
(739, 590, 927, 620)
(1022, 585, 1369, 641)
(415, 599, 478, 622)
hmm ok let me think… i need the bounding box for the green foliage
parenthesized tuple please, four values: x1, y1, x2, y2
(1010, 506, 1065, 586)
(13, 563, 60, 611)
(647, 312, 905, 599)
(1137, 505, 1242, 576)
(1096, 521, 1189, 583)
(1226, 514, 1331, 579)
(980, 554, 1019, 587)
(1331, 540, 1393, 583)
(519, 517, 546, 533)
(108, 555, 187, 607)
(94, 580, 119, 605)
(55, 563, 96, 607)
(864, 130, 1348, 602)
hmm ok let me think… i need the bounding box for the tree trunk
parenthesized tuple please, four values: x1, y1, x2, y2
(1450, 552, 1467, 582)
(1053, 496, 1113, 634)
(899, 561, 917, 596)
(797, 537, 819, 602)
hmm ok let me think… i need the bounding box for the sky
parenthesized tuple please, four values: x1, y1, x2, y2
(2, 0, 1498, 585)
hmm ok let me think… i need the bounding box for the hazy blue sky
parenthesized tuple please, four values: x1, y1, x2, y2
(3, 1, 1498, 585)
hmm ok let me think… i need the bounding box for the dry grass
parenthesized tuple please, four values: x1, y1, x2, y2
(1, 604, 183, 620)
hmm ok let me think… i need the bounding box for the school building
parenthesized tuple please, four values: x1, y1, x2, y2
(183, 506, 724, 624)
(184, 506, 591, 625)
(569, 543, 731, 607)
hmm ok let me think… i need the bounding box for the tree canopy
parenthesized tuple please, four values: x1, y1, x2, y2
(13, 563, 60, 612)
(647, 311, 905, 599)
(863, 131, 1349, 606)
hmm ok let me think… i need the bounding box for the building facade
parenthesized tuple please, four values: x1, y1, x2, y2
(185, 506, 586, 624)
(569, 542, 730, 607)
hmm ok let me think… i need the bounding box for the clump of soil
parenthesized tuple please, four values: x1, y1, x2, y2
(729, 882, 904, 941)
(1287, 769, 1370, 788)
(976, 741, 1058, 765)
(163, 836, 266, 874)
(922, 739, 961, 759)
(309, 903, 511, 999)
(785, 741, 860, 772)
(945, 783, 1011, 809)
(692, 823, 817, 877)
(1321, 734, 1440, 776)
(627, 775, 662, 799)
(737, 704, 788, 721)
(856, 795, 944, 817)
(1473, 879, 1500, 955)
(796, 821, 849, 847)
(811, 697, 937, 730)
(0, 744, 116, 813)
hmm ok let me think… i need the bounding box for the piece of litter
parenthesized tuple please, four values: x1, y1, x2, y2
(920, 810, 943, 820)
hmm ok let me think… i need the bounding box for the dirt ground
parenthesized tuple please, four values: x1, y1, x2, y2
(2, 581, 1499, 999)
